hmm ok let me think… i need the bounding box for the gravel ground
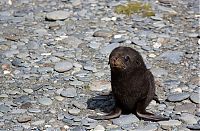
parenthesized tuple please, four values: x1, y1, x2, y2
(0, 0, 199, 130)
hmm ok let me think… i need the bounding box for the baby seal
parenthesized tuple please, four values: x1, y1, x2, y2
(89, 46, 169, 121)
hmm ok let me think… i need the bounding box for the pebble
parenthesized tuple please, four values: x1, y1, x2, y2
(54, 61, 73, 73)
(112, 114, 139, 126)
(68, 108, 80, 115)
(159, 51, 184, 64)
(174, 103, 196, 113)
(0, 105, 10, 113)
(93, 30, 113, 38)
(89, 80, 111, 92)
(28, 108, 41, 113)
(167, 92, 190, 102)
(60, 88, 77, 98)
(179, 113, 197, 124)
(100, 43, 120, 55)
(46, 11, 71, 21)
(31, 120, 45, 126)
(158, 120, 182, 127)
(151, 67, 168, 77)
(38, 97, 53, 106)
(93, 125, 105, 131)
(23, 88, 33, 94)
(190, 93, 200, 104)
(17, 115, 32, 123)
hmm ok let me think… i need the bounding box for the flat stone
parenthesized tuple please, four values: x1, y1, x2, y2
(179, 113, 197, 124)
(60, 36, 83, 48)
(158, 0, 173, 4)
(167, 92, 190, 102)
(159, 51, 184, 64)
(100, 43, 119, 55)
(0, 104, 10, 113)
(11, 109, 26, 114)
(151, 67, 168, 77)
(23, 88, 33, 94)
(88, 41, 101, 49)
(68, 108, 80, 115)
(112, 114, 139, 126)
(174, 103, 196, 113)
(69, 80, 84, 86)
(54, 61, 73, 73)
(72, 101, 87, 109)
(190, 93, 200, 104)
(60, 88, 77, 98)
(28, 108, 41, 113)
(158, 120, 182, 126)
(156, 5, 177, 15)
(94, 125, 105, 131)
(187, 124, 200, 130)
(89, 80, 111, 92)
(93, 30, 113, 38)
(31, 120, 45, 126)
(38, 97, 53, 106)
(46, 10, 71, 20)
(17, 115, 32, 123)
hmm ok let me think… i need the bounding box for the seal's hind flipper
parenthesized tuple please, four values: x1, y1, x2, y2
(136, 111, 169, 122)
(88, 107, 122, 120)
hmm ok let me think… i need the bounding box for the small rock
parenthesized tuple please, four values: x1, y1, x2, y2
(94, 125, 105, 131)
(23, 88, 33, 94)
(151, 67, 168, 77)
(167, 92, 190, 102)
(93, 30, 113, 38)
(60, 88, 77, 98)
(69, 80, 84, 86)
(112, 114, 139, 126)
(158, 0, 173, 4)
(72, 101, 87, 109)
(32, 120, 45, 126)
(28, 108, 41, 113)
(179, 113, 197, 124)
(100, 43, 119, 55)
(60, 36, 83, 48)
(46, 10, 71, 20)
(158, 120, 182, 127)
(190, 93, 200, 104)
(89, 80, 111, 92)
(17, 115, 32, 123)
(0, 104, 10, 113)
(54, 61, 73, 73)
(68, 108, 80, 115)
(38, 97, 53, 106)
(88, 41, 101, 49)
(159, 51, 184, 64)
(174, 103, 196, 113)
(187, 124, 200, 130)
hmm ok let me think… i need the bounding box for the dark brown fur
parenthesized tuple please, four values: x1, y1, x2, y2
(89, 46, 169, 121)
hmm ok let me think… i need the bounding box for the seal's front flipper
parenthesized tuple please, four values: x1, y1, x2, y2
(88, 107, 122, 120)
(136, 111, 169, 122)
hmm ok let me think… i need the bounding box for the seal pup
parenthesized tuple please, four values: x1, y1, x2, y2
(89, 46, 169, 121)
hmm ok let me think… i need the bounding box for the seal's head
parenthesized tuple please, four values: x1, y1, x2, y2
(109, 46, 146, 72)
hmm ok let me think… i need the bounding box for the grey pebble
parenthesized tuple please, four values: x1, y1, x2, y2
(46, 10, 71, 21)
(151, 67, 168, 77)
(28, 108, 41, 113)
(72, 101, 87, 109)
(17, 115, 32, 123)
(0, 104, 10, 113)
(93, 30, 113, 38)
(68, 108, 81, 115)
(190, 93, 200, 104)
(112, 114, 139, 126)
(159, 51, 184, 64)
(60, 88, 77, 98)
(69, 80, 84, 86)
(38, 97, 53, 106)
(179, 113, 197, 124)
(174, 103, 196, 113)
(100, 43, 120, 55)
(31, 120, 45, 126)
(187, 124, 200, 130)
(167, 92, 190, 102)
(54, 61, 73, 73)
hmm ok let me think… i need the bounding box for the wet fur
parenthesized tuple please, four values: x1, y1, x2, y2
(89, 46, 169, 121)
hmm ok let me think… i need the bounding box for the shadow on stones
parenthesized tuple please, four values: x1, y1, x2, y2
(87, 92, 115, 113)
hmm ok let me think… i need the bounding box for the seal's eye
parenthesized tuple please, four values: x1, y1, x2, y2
(124, 55, 130, 62)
